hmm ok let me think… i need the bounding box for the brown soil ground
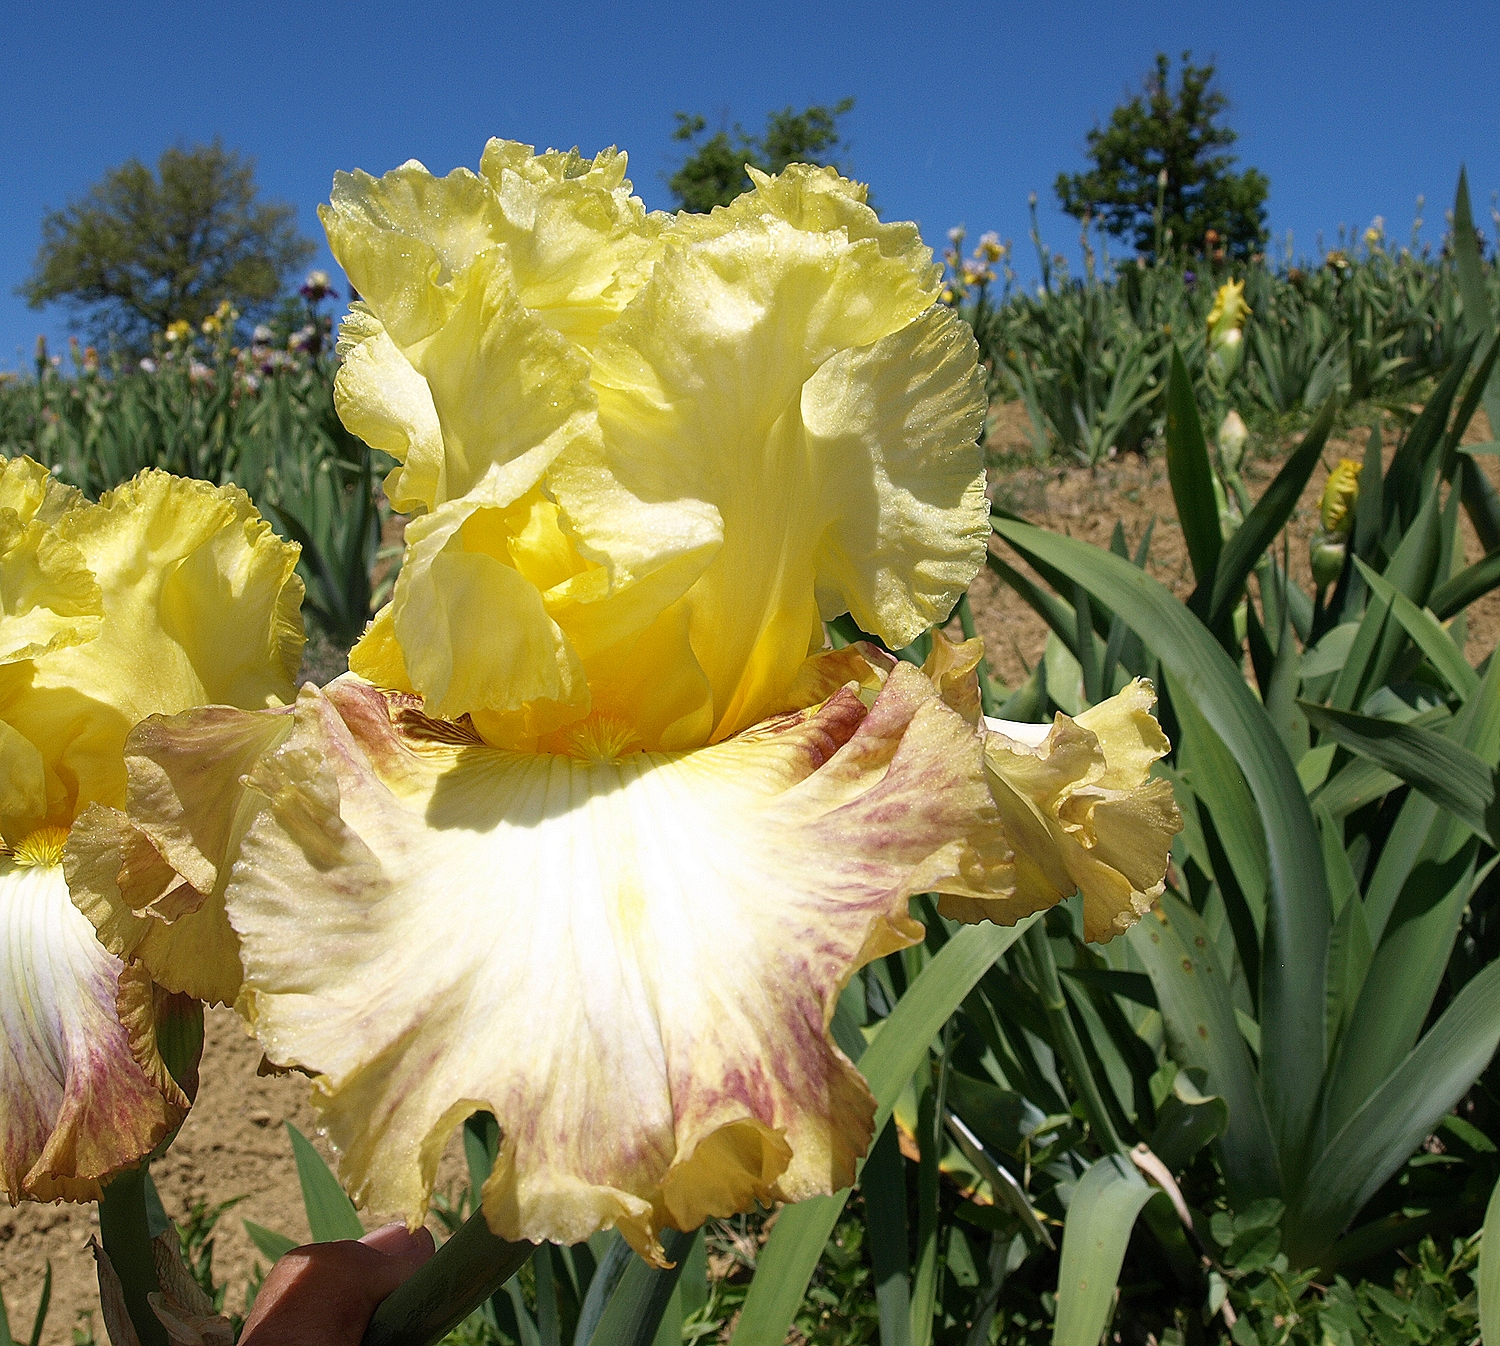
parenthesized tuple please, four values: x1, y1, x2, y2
(970, 401, 1500, 685)
(6, 401, 1499, 1342)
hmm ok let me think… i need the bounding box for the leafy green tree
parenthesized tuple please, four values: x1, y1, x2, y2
(1055, 53, 1269, 260)
(20, 139, 315, 348)
(669, 98, 856, 212)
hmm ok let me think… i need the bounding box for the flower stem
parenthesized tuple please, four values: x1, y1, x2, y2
(1023, 921, 1126, 1154)
(98, 1166, 168, 1346)
(362, 1210, 534, 1346)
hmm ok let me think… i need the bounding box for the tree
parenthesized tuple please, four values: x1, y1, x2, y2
(1055, 53, 1268, 261)
(20, 140, 315, 348)
(669, 98, 856, 212)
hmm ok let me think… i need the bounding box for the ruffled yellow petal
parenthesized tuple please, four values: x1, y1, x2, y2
(335, 253, 593, 518)
(323, 143, 665, 361)
(67, 703, 297, 1006)
(949, 679, 1182, 942)
(107, 664, 1012, 1260)
(477, 140, 668, 347)
(0, 458, 101, 665)
(386, 472, 588, 725)
(803, 310, 990, 643)
(920, 634, 986, 726)
(1, 858, 186, 1201)
(324, 142, 665, 520)
(0, 456, 84, 525)
(557, 173, 986, 743)
(333, 307, 445, 514)
(0, 471, 302, 833)
(321, 161, 503, 351)
(691, 163, 940, 290)
(780, 646, 886, 713)
(347, 604, 414, 694)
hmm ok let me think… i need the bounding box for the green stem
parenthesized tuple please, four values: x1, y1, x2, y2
(98, 1167, 168, 1346)
(1023, 929, 1204, 1290)
(1022, 923, 1126, 1154)
(362, 1209, 534, 1346)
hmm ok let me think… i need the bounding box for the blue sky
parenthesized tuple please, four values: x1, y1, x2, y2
(4, 0, 1497, 369)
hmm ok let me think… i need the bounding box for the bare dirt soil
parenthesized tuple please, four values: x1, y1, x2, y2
(7, 400, 1498, 1342)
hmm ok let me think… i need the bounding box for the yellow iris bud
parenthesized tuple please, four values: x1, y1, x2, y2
(1206, 280, 1250, 380)
(1320, 458, 1361, 535)
(1207, 279, 1251, 346)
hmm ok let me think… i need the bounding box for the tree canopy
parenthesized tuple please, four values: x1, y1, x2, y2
(20, 140, 314, 348)
(1055, 53, 1269, 261)
(669, 98, 856, 212)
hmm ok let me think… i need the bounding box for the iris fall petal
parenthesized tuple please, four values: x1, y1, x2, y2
(104, 664, 1010, 1260)
(1, 859, 185, 1201)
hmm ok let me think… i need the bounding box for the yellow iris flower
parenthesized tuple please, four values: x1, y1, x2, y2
(0, 461, 302, 1203)
(73, 142, 1179, 1262)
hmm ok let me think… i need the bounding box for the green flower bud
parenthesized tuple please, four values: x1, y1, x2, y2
(1310, 531, 1348, 590)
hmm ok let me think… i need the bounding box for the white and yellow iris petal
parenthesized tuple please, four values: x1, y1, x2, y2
(95, 667, 1009, 1261)
(0, 461, 303, 1202)
(75, 145, 1180, 1252)
(0, 853, 187, 1202)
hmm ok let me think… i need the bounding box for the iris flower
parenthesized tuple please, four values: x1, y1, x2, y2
(0, 461, 302, 1202)
(74, 143, 1179, 1262)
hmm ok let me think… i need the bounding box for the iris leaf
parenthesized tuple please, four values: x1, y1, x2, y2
(287, 1121, 364, 1242)
(730, 917, 1036, 1346)
(1051, 1156, 1155, 1346)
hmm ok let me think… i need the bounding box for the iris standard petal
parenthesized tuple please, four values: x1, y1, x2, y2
(332, 307, 446, 514)
(1, 857, 186, 1201)
(0, 471, 302, 834)
(98, 664, 1011, 1261)
(950, 680, 1182, 942)
(324, 142, 665, 519)
(557, 178, 987, 743)
(327, 152, 987, 754)
(320, 161, 503, 351)
(476, 140, 667, 347)
(0, 458, 101, 665)
(323, 143, 665, 361)
(332, 253, 594, 518)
